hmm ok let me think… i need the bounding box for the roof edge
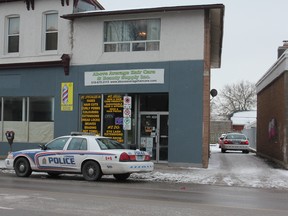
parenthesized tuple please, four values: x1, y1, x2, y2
(256, 50, 288, 93)
(61, 4, 225, 20)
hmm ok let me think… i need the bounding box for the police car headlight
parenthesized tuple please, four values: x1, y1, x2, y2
(7, 153, 13, 159)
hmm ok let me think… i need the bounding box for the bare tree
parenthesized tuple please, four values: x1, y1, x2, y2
(213, 80, 256, 119)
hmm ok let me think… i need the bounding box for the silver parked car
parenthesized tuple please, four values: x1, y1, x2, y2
(220, 133, 250, 154)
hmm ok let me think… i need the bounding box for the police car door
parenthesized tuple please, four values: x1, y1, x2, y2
(36, 137, 70, 171)
(65, 137, 88, 171)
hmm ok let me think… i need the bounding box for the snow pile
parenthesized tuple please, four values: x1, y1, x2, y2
(131, 145, 288, 190)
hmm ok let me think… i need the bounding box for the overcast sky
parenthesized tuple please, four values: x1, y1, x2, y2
(101, 0, 288, 91)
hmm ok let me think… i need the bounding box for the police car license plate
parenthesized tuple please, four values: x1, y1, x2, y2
(135, 151, 144, 161)
(136, 155, 144, 161)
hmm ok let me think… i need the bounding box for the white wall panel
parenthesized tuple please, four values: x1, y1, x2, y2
(71, 10, 205, 65)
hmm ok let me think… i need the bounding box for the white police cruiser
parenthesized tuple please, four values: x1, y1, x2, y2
(5, 132, 153, 181)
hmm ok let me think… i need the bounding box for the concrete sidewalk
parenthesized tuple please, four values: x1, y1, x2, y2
(0, 160, 5, 169)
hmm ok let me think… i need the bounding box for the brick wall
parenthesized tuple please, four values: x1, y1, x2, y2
(210, 120, 232, 143)
(257, 74, 286, 163)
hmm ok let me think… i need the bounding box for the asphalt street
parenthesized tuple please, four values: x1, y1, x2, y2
(0, 171, 288, 216)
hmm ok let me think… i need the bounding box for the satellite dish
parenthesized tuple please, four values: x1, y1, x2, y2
(210, 89, 218, 98)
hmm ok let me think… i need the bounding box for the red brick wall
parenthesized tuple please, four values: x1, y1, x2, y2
(257, 74, 286, 162)
(232, 125, 244, 132)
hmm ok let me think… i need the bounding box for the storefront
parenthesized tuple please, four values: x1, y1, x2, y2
(79, 93, 168, 162)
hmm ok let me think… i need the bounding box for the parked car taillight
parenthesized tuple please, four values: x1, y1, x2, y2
(224, 140, 233, 144)
(241, 140, 249, 145)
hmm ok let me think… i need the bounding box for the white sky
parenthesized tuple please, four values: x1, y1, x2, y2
(101, 0, 288, 91)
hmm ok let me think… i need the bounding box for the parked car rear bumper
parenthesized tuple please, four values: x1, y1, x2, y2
(222, 144, 250, 151)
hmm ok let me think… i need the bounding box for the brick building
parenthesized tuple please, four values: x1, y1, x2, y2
(256, 42, 288, 169)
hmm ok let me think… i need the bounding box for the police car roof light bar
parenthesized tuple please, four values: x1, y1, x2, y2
(70, 132, 96, 136)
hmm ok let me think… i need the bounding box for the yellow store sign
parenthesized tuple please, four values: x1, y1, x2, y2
(61, 82, 73, 111)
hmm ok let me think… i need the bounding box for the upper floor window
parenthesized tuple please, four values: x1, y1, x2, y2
(7, 16, 20, 53)
(104, 19, 161, 52)
(44, 12, 58, 51)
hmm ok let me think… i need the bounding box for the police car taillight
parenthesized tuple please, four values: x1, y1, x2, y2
(119, 152, 130, 161)
(119, 152, 136, 161)
(144, 155, 151, 161)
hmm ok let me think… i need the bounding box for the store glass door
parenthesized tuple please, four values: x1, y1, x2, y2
(140, 113, 168, 162)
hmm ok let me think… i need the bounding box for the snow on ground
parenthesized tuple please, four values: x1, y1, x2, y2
(131, 144, 288, 190)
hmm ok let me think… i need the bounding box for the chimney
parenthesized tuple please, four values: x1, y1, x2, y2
(278, 40, 288, 58)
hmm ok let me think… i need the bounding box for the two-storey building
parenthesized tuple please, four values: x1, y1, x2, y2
(0, 0, 103, 146)
(0, 0, 224, 168)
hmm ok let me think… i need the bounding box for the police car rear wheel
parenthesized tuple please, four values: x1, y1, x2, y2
(82, 161, 102, 181)
(15, 158, 32, 177)
(113, 173, 131, 181)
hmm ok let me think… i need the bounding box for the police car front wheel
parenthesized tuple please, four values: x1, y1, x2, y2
(82, 161, 102, 181)
(14, 157, 32, 177)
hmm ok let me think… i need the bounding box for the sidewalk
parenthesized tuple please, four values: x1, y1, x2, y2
(0, 159, 5, 169)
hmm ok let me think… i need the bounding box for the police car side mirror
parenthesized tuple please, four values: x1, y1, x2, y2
(39, 144, 47, 150)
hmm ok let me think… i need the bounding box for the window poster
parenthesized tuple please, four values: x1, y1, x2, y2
(80, 95, 101, 135)
(103, 94, 124, 143)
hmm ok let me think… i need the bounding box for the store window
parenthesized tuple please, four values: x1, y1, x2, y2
(29, 97, 54, 122)
(80, 94, 136, 146)
(104, 19, 161, 52)
(140, 94, 168, 111)
(7, 16, 20, 53)
(44, 12, 58, 51)
(0, 97, 54, 143)
(4, 97, 24, 121)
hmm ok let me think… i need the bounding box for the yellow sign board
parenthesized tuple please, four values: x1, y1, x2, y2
(61, 82, 73, 111)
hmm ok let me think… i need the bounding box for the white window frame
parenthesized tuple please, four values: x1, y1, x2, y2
(5, 15, 20, 56)
(103, 19, 161, 53)
(42, 11, 58, 54)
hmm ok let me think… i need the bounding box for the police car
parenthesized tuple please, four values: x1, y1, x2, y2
(5, 132, 153, 181)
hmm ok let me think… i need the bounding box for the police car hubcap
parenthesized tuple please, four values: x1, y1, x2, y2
(88, 168, 94, 175)
(19, 164, 25, 172)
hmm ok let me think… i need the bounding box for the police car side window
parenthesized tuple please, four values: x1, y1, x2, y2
(67, 138, 87, 150)
(46, 138, 69, 150)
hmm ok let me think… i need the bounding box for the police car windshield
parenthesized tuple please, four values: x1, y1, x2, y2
(96, 138, 124, 150)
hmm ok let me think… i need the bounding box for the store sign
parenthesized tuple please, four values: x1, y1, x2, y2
(61, 82, 73, 111)
(103, 95, 124, 143)
(123, 117, 131, 130)
(81, 95, 101, 135)
(123, 96, 132, 130)
(84, 69, 164, 86)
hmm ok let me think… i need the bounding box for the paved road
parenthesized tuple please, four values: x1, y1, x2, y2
(0, 171, 288, 216)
